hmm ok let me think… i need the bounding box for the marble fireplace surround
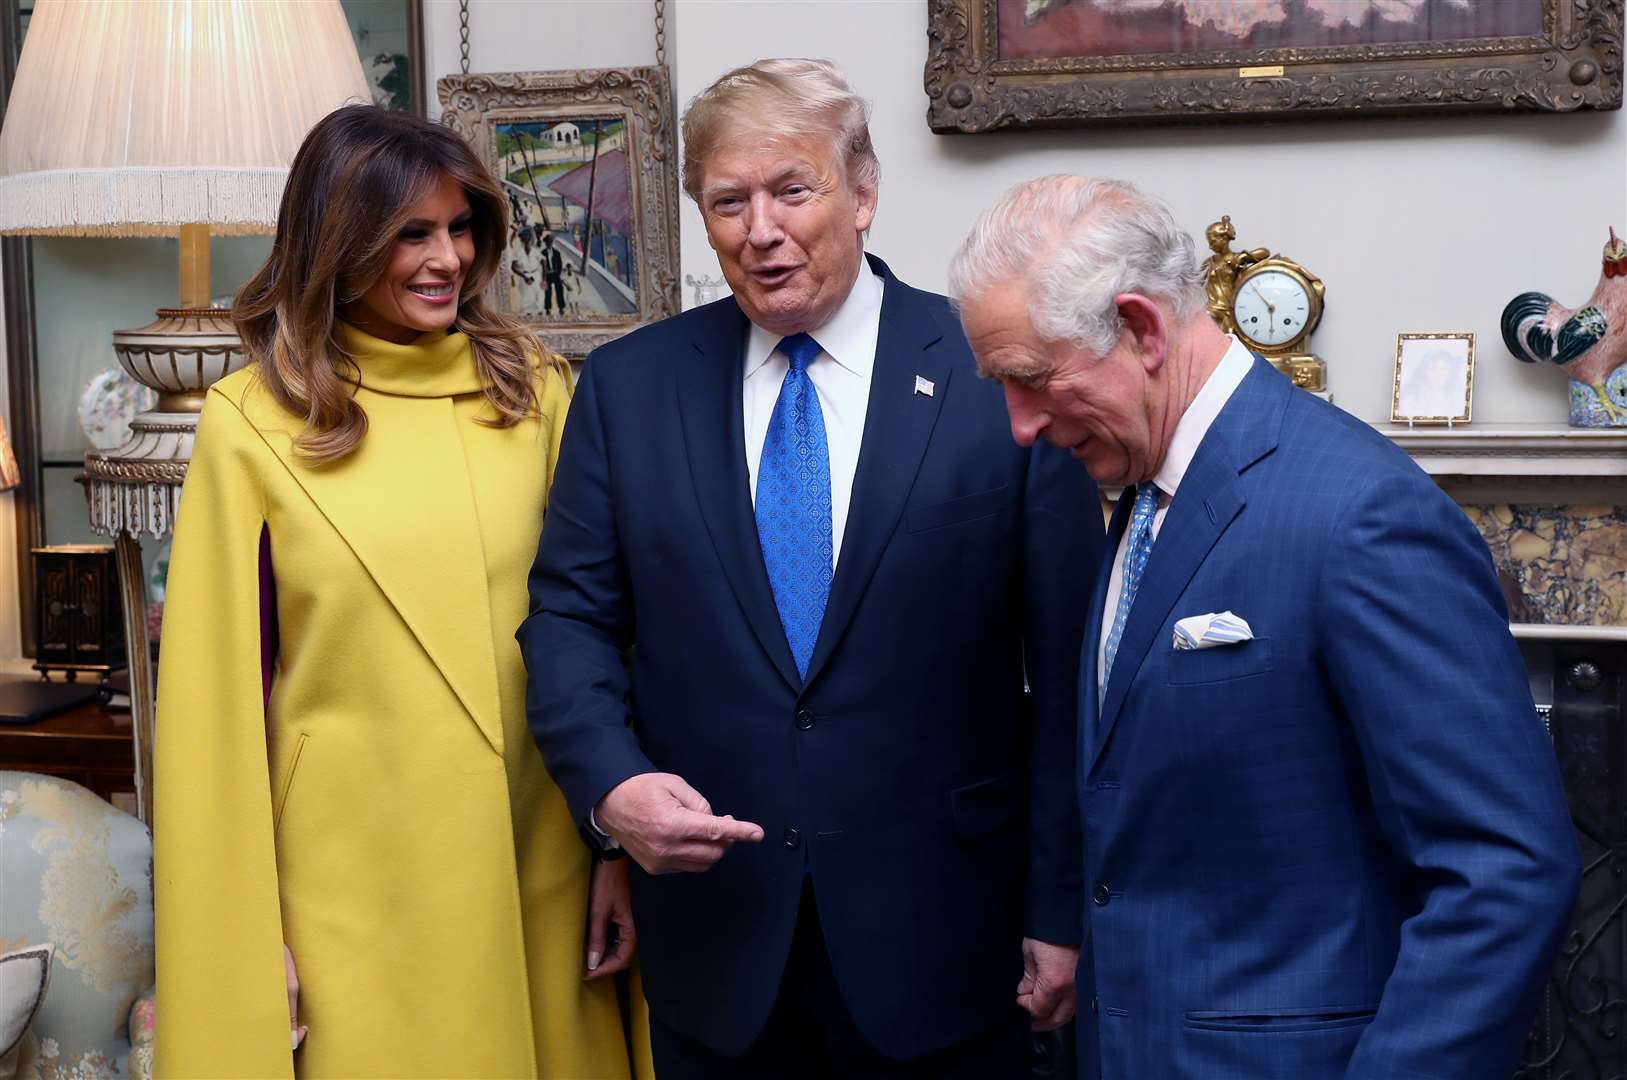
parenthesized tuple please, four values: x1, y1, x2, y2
(1378, 424, 1627, 628)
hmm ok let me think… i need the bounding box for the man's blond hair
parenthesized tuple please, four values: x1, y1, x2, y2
(681, 58, 880, 203)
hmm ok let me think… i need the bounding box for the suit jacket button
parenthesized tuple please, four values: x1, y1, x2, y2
(795, 709, 814, 731)
(1093, 883, 1111, 906)
(783, 827, 801, 849)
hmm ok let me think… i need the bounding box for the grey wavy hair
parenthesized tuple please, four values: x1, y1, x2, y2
(948, 175, 1205, 357)
(681, 57, 880, 202)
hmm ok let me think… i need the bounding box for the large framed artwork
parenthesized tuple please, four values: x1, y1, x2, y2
(438, 68, 682, 361)
(926, 0, 1623, 132)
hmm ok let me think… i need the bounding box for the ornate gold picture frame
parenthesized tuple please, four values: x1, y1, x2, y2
(438, 68, 682, 361)
(926, 0, 1623, 133)
(1392, 332, 1475, 424)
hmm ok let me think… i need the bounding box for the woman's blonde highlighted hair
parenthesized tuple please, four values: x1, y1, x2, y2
(234, 104, 544, 464)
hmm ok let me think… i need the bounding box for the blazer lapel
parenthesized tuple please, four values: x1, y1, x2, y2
(675, 299, 803, 692)
(1089, 357, 1289, 773)
(802, 260, 951, 687)
(255, 396, 505, 753)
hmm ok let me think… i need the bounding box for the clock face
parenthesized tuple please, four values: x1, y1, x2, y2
(1232, 268, 1313, 349)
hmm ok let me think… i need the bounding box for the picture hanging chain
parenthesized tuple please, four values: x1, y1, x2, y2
(459, 0, 471, 75)
(654, 0, 667, 70)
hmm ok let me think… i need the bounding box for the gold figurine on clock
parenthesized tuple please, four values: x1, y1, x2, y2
(1202, 216, 1327, 393)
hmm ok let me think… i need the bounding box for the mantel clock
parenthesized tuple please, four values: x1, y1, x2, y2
(1202, 216, 1328, 393)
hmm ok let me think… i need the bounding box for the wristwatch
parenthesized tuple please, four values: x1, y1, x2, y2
(581, 808, 626, 861)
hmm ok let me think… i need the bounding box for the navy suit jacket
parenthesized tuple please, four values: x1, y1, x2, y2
(1075, 357, 1580, 1079)
(520, 255, 1104, 1059)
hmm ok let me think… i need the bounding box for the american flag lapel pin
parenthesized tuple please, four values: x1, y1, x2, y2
(914, 375, 935, 398)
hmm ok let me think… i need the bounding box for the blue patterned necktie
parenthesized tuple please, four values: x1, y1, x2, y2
(1102, 483, 1162, 693)
(757, 333, 833, 677)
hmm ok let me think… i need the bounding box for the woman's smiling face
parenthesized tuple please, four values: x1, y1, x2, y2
(343, 172, 475, 344)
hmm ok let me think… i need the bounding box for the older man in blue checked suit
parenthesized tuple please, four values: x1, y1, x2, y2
(951, 174, 1580, 1080)
(519, 62, 1104, 1078)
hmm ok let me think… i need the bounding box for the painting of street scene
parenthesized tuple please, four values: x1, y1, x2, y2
(495, 117, 639, 323)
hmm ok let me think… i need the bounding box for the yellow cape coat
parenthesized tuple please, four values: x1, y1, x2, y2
(153, 326, 651, 1078)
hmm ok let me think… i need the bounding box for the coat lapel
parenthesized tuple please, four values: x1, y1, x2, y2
(675, 299, 804, 692)
(253, 394, 505, 753)
(1089, 357, 1289, 773)
(802, 259, 951, 688)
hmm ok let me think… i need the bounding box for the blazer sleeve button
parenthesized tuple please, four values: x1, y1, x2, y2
(1092, 883, 1112, 906)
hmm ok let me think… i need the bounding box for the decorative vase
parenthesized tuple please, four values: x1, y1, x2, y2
(1568, 368, 1627, 427)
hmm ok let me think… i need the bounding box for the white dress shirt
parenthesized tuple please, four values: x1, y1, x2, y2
(743, 264, 884, 569)
(1097, 336, 1256, 689)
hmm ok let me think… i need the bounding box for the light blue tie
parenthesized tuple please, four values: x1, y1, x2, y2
(1102, 483, 1161, 692)
(757, 333, 832, 677)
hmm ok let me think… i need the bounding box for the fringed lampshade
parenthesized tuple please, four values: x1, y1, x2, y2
(0, 0, 370, 237)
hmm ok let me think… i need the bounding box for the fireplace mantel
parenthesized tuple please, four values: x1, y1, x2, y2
(1373, 423, 1627, 478)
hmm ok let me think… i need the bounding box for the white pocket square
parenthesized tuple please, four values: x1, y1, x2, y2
(1172, 611, 1254, 651)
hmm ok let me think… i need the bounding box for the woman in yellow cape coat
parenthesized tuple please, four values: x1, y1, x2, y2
(152, 105, 652, 1078)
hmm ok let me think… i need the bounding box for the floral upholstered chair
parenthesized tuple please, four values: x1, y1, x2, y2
(0, 773, 155, 1080)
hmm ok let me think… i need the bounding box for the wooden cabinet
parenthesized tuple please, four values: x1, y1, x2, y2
(0, 697, 137, 812)
(32, 545, 126, 682)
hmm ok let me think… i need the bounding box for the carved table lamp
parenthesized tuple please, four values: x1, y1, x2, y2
(0, 0, 369, 821)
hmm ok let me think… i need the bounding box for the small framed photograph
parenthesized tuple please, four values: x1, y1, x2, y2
(438, 68, 682, 361)
(1392, 332, 1475, 424)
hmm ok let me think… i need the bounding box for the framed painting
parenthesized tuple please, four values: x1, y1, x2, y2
(438, 68, 682, 361)
(342, 0, 426, 115)
(926, 0, 1623, 132)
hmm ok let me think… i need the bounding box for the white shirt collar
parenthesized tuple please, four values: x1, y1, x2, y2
(1150, 335, 1255, 499)
(743, 262, 884, 380)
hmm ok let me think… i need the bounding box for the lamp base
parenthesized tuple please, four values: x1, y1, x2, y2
(88, 304, 249, 535)
(83, 410, 193, 539)
(112, 307, 248, 413)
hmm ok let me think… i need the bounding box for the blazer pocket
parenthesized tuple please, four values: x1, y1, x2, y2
(1184, 1004, 1379, 1034)
(1165, 637, 1274, 685)
(906, 485, 1010, 534)
(950, 766, 1026, 839)
(273, 732, 310, 836)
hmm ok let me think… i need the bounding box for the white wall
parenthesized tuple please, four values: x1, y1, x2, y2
(674, 0, 1626, 424)
(423, 0, 658, 108)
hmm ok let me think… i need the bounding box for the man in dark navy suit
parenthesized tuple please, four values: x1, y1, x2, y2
(518, 60, 1103, 1077)
(540, 231, 565, 316)
(951, 174, 1580, 1080)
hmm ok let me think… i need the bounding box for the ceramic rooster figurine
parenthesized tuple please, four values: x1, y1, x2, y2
(1501, 228, 1627, 426)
